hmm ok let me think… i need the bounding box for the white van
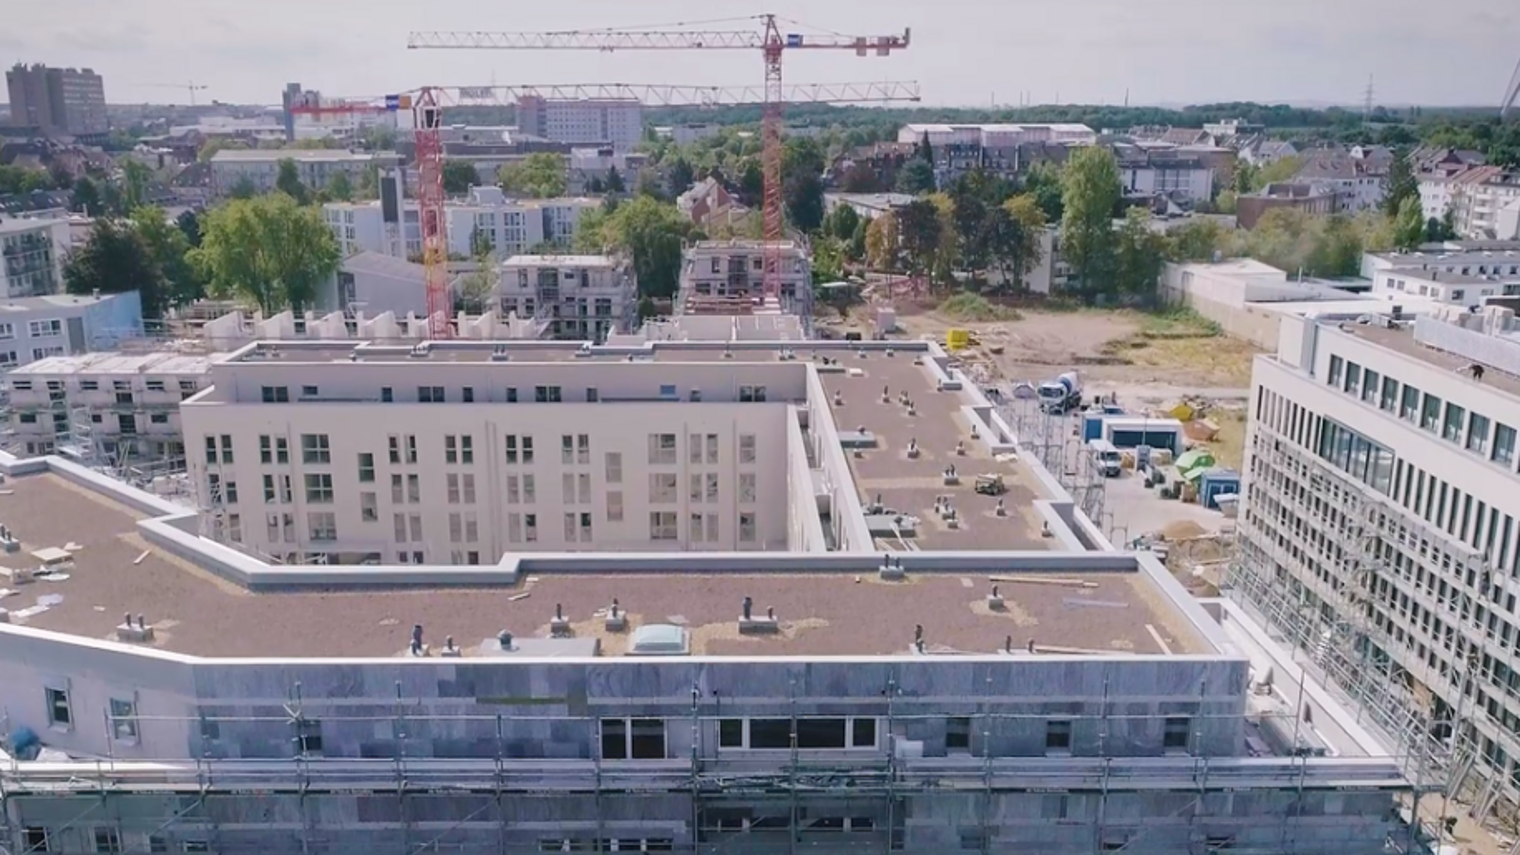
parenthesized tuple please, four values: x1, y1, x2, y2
(1088, 439, 1123, 477)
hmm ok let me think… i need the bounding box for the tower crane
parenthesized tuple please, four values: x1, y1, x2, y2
(407, 14, 911, 303)
(291, 82, 919, 339)
(1503, 55, 1520, 120)
(139, 81, 209, 106)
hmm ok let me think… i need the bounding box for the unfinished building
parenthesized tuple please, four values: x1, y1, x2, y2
(0, 336, 1442, 855)
(1229, 307, 1520, 846)
(678, 241, 812, 323)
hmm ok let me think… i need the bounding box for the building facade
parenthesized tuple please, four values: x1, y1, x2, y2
(0, 291, 144, 371)
(4, 63, 107, 137)
(209, 150, 400, 197)
(496, 255, 637, 341)
(515, 95, 643, 151)
(1231, 308, 1520, 827)
(323, 190, 598, 261)
(679, 241, 812, 320)
(0, 216, 69, 298)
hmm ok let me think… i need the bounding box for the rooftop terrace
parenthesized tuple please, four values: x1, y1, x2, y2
(1343, 320, 1520, 401)
(0, 473, 1207, 659)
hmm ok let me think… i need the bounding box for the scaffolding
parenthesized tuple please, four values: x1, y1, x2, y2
(998, 396, 1108, 527)
(1221, 425, 1520, 848)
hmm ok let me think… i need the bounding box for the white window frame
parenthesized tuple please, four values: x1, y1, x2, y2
(717, 717, 879, 751)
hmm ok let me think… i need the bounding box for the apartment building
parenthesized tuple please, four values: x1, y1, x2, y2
(0, 291, 144, 369)
(1364, 248, 1520, 306)
(678, 241, 812, 320)
(1448, 167, 1520, 241)
(515, 95, 643, 151)
(1115, 149, 1215, 204)
(0, 334, 1431, 855)
(1232, 306, 1520, 824)
(209, 149, 401, 197)
(496, 254, 637, 341)
(4, 63, 107, 137)
(1292, 156, 1387, 213)
(0, 216, 70, 298)
(323, 189, 599, 260)
(6, 351, 219, 460)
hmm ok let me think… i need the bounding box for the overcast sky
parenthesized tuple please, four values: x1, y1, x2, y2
(4, 0, 1517, 109)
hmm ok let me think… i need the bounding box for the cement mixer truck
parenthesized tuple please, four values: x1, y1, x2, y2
(1037, 370, 1083, 414)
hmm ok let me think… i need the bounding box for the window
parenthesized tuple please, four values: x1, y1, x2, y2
(296, 719, 323, 755)
(308, 512, 338, 541)
(947, 717, 971, 751)
(407, 473, 420, 503)
(1443, 403, 1466, 443)
(46, 686, 71, 727)
(739, 473, 757, 504)
(650, 472, 678, 503)
(586, 386, 599, 402)
(1163, 716, 1190, 751)
(150, 413, 168, 424)
(739, 384, 767, 402)
(576, 434, 590, 464)
(360, 492, 378, 522)
(0, 323, 12, 341)
(1494, 423, 1517, 467)
(525, 513, 538, 542)
(304, 473, 334, 503)
(505, 386, 518, 403)
(94, 829, 121, 854)
(300, 384, 318, 398)
(1343, 362, 1361, 395)
(1360, 368, 1379, 403)
(418, 385, 445, 403)
(649, 433, 677, 464)
(358, 452, 375, 482)
(146, 379, 166, 392)
(600, 718, 666, 760)
(739, 512, 757, 543)
(606, 452, 622, 483)
(650, 511, 678, 540)
(110, 697, 138, 741)
(1327, 355, 1343, 387)
(1421, 393, 1442, 432)
(1380, 376, 1398, 412)
(1468, 413, 1491, 454)
(23, 828, 49, 853)
(720, 718, 878, 750)
(462, 386, 474, 403)
(391, 473, 405, 504)
(739, 434, 756, 464)
(260, 435, 273, 464)
(276, 437, 288, 464)
(1401, 385, 1420, 422)
(445, 435, 474, 464)
(535, 385, 562, 403)
(264, 474, 277, 503)
(390, 435, 402, 464)
(607, 491, 624, 522)
(563, 434, 576, 464)
(301, 433, 330, 464)
(381, 386, 393, 403)
(405, 435, 417, 464)
(28, 319, 62, 337)
(1045, 720, 1072, 752)
(261, 385, 290, 403)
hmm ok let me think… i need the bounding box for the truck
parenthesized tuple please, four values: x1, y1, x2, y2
(1088, 439, 1123, 477)
(1037, 370, 1083, 414)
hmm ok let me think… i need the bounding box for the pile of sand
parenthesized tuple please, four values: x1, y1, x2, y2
(1160, 519, 1207, 541)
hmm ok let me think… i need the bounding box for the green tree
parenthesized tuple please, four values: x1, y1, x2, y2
(917, 131, 933, 165)
(442, 160, 479, 195)
(849, 216, 868, 261)
(119, 159, 153, 211)
(864, 212, 899, 270)
(228, 175, 258, 200)
(606, 166, 626, 194)
(895, 159, 936, 195)
(457, 242, 497, 314)
(1021, 161, 1065, 222)
(664, 158, 692, 195)
(326, 171, 354, 203)
(1166, 218, 1227, 262)
(362, 126, 398, 151)
(64, 219, 167, 317)
(1231, 161, 1259, 195)
(131, 207, 203, 309)
(782, 137, 826, 232)
(274, 158, 310, 204)
(1382, 149, 1418, 218)
(637, 295, 658, 322)
(1059, 145, 1122, 301)
(191, 194, 341, 313)
(811, 235, 847, 284)
(840, 162, 883, 193)
(176, 210, 202, 248)
(498, 153, 567, 198)
(574, 195, 692, 299)
(1393, 196, 1424, 250)
(1424, 208, 1457, 243)
(895, 199, 943, 277)
(823, 203, 860, 242)
(72, 176, 103, 215)
(1252, 156, 1303, 190)
(987, 195, 1047, 291)
(1111, 207, 1168, 305)
(737, 159, 764, 202)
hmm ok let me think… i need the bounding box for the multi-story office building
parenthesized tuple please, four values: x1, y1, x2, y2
(323, 189, 599, 260)
(0, 216, 70, 298)
(1231, 306, 1520, 827)
(0, 291, 144, 370)
(4, 63, 108, 137)
(6, 351, 219, 460)
(496, 255, 637, 341)
(209, 149, 401, 197)
(1362, 247, 1520, 306)
(0, 335, 1429, 854)
(515, 95, 643, 151)
(679, 241, 813, 321)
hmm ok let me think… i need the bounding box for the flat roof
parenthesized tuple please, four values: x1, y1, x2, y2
(14, 351, 224, 377)
(502, 254, 616, 268)
(0, 473, 1206, 658)
(209, 149, 387, 163)
(1338, 322, 1520, 400)
(0, 293, 123, 313)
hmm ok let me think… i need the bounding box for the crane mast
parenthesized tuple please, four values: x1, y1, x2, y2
(407, 14, 910, 304)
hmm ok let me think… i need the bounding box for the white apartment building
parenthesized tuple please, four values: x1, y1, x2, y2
(1233, 306, 1520, 816)
(0, 291, 144, 369)
(1364, 248, 1520, 306)
(183, 348, 796, 563)
(496, 255, 638, 342)
(0, 216, 70, 298)
(6, 351, 220, 460)
(1450, 168, 1520, 241)
(323, 190, 599, 260)
(209, 149, 401, 197)
(679, 241, 813, 320)
(515, 95, 643, 151)
(897, 123, 1097, 148)
(1118, 158, 1215, 203)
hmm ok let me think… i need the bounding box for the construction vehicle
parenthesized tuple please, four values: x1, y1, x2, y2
(1088, 439, 1123, 478)
(974, 473, 1006, 495)
(1038, 370, 1084, 414)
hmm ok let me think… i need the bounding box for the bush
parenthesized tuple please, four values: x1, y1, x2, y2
(937, 292, 1021, 322)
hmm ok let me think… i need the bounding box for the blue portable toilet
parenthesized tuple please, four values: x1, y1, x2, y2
(1082, 412, 1107, 441)
(1197, 468, 1241, 509)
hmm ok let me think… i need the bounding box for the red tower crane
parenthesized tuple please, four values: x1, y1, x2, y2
(407, 15, 911, 303)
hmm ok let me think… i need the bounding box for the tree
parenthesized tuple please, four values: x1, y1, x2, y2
(119, 159, 153, 211)
(1166, 218, 1226, 262)
(1231, 161, 1259, 195)
(895, 199, 943, 277)
(1021, 161, 1065, 222)
(498, 153, 567, 198)
(811, 235, 847, 284)
(176, 210, 202, 248)
(1059, 145, 1122, 301)
(664, 159, 692, 195)
(986, 195, 1047, 291)
(895, 159, 936, 195)
(457, 242, 497, 314)
(1382, 149, 1418, 218)
(1252, 156, 1303, 190)
(606, 166, 626, 194)
(191, 193, 341, 313)
(1424, 208, 1457, 243)
(849, 216, 868, 261)
(917, 131, 934, 165)
(823, 203, 861, 243)
(228, 175, 258, 200)
(362, 126, 398, 151)
(130, 206, 203, 310)
(65, 219, 167, 317)
(442, 160, 479, 196)
(274, 158, 310, 204)
(326, 171, 354, 203)
(840, 162, 883, 193)
(72, 176, 103, 215)
(737, 159, 764, 203)
(574, 195, 692, 299)
(782, 137, 826, 232)
(633, 167, 667, 201)
(1393, 196, 1425, 250)
(864, 213, 899, 270)
(1111, 208, 1168, 305)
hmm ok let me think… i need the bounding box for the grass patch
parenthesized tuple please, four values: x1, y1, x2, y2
(1134, 306, 1222, 338)
(937, 292, 1022, 322)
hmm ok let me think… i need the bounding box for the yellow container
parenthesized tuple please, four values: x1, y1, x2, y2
(946, 329, 970, 350)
